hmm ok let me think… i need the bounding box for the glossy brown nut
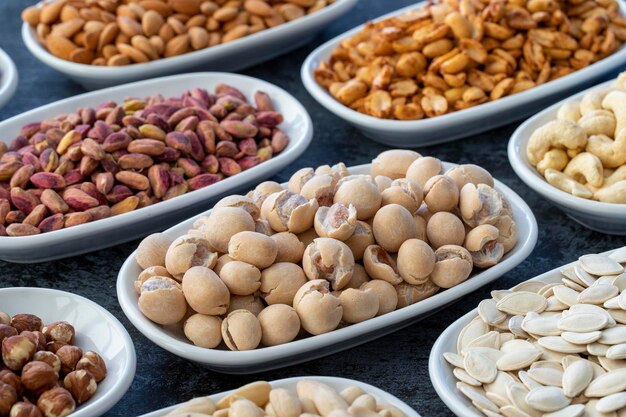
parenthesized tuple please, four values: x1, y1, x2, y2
(258, 304, 300, 347)
(362, 245, 402, 285)
(430, 245, 473, 288)
(270, 232, 305, 263)
(371, 150, 421, 179)
(302, 238, 354, 290)
(221, 310, 262, 351)
(426, 212, 465, 249)
(423, 175, 459, 213)
(218, 261, 261, 296)
(164, 234, 218, 280)
(183, 314, 222, 348)
(314, 203, 357, 241)
(260, 262, 307, 306)
(138, 276, 187, 325)
(292, 280, 342, 336)
(372, 204, 417, 253)
(182, 266, 230, 316)
(344, 221, 375, 261)
(361, 280, 398, 315)
(2, 335, 35, 370)
(397, 239, 436, 285)
(136, 233, 174, 269)
(333, 176, 381, 220)
(228, 231, 277, 269)
(406, 156, 443, 188)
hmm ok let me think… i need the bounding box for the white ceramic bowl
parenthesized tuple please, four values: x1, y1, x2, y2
(138, 376, 421, 417)
(428, 246, 625, 417)
(0, 72, 312, 263)
(0, 287, 136, 417)
(301, 2, 626, 147)
(0, 47, 18, 110)
(508, 79, 626, 235)
(117, 162, 538, 374)
(22, 0, 358, 90)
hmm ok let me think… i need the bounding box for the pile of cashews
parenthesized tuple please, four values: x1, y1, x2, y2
(527, 72, 626, 204)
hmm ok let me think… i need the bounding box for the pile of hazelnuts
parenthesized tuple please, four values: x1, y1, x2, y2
(0, 312, 107, 417)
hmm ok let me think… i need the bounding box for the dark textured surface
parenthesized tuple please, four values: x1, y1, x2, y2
(1, 1, 625, 416)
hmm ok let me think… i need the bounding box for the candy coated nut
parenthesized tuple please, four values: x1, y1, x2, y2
(395, 281, 439, 308)
(333, 177, 381, 220)
(372, 204, 417, 253)
(136, 233, 174, 269)
(314, 203, 357, 241)
(221, 310, 262, 351)
(464, 224, 503, 268)
(361, 280, 398, 315)
(302, 238, 355, 290)
(247, 181, 284, 209)
(138, 276, 187, 325)
(165, 234, 218, 280)
(375, 175, 393, 193)
(264, 190, 318, 234)
(183, 314, 222, 348)
(371, 150, 421, 179)
(345, 263, 370, 289)
(423, 175, 459, 213)
(227, 295, 265, 316)
(430, 245, 473, 288)
(445, 164, 494, 190)
(135, 266, 171, 294)
(204, 207, 255, 253)
(459, 183, 505, 227)
(287, 167, 315, 194)
(270, 232, 305, 263)
(426, 212, 465, 249)
(338, 288, 379, 324)
(214, 195, 260, 220)
(257, 304, 301, 346)
(218, 261, 261, 296)
(213, 254, 234, 276)
(260, 262, 307, 306)
(300, 174, 335, 207)
(397, 239, 436, 285)
(363, 245, 402, 285)
(228, 231, 277, 269)
(182, 266, 230, 316)
(406, 157, 443, 188)
(344, 221, 374, 261)
(380, 179, 424, 213)
(293, 279, 343, 335)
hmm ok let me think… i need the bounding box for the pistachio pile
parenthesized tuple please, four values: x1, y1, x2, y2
(528, 71, 626, 203)
(0, 312, 107, 417)
(445, 247, 626, 417)
(133, 149, 517, 351)
(0, 83, 288, 236)
(161, 379, 406, 417)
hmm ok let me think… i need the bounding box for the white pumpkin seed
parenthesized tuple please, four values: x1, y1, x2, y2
(518, 370, 543, 391)
(611, 273, 626, 292)
(499, 405, 532, 417)
(538, 336, 588, 354)
(512, 280, 549, 293)
(457, 382, 499, 412)
(563, 278, 586, 292)
(575, 265, 598, 287)
(466, 347, 505, 362)
(587, 342, 610, 356)
(579, 254, 624, 276)
(465, 350, 498, 384)
(585, 399, 618, 417)
(496, 292, 548, 315)
(558, 313, 608, 332)
(598, 356, 626, 372)
(485, 391, 509, 408)
(479, 299, 507, 325)
(453, 367, 482, 386)
(569, 304, 617, 327)
(577, 285, 619, 305)
(492, 290, 513, 301)
(546, 296, 568, 312)
(584, 369, 626, 397)
(458, 317, 490, 353)
(500, 332, 516, 345)
(562, 359, 593, 397)
(484, 371, 518, 403)
(527, 361, 563, 387)
(553, 286, 580, 307)
(539, 283, 561, 298)
(466, 331, 500, 350)
(525, 386, 570, 412)
(561, 331, 602, 345)
(501, 339, 536, 353)
(604, 296, 621, 310)
(596, 392, 626, 413)
(509, 315, 530, 338)
(605, 343, 626, 360)
(497, 349, 543, 371)
(608, 309, 626, 325)
(618, 292, 626, 310)
(599, 325, 626, 345)
(593, 276, 617, 287)
(608, 248, 626, 264)
(522, 313, 561, 336)
(443, 352, 465, 368)
(562, 267, 584, 286)
(542, 404, 585, 417)
(506, 383, 541, 417)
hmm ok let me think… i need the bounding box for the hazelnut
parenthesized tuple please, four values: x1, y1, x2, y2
(395, 280, 439, 308)
(333, 176, 381, 220)
(33, 352, 61, 374)
(45, 342, 67, 354)
(20, 331, 46, 352)
(138, 276, 187, 325)
(202, 207, 255, 253)
(0, 381, 18, 417)
(445, 164, 494, 190)
(372, 204, 417, 252)
(221, 310, 262, 351)
(257, 304, 300, 346)
(182, 266, 230, 316)
(75, 351, 106, 382)
(10, 314, 42, 333)
(426, 212, 465, 249)
(55, 346, 82, 375)
(314, 203, 357, 241)
(263, 190, 319, 234)
(406, 156, 443, 188)
(63, 370, 97, 404)
(226, 295, 265, 316)
(218, 261, 261, 296)
(183, 314, 222, 348)
(0, 325, 18, 343)
(361, 280, 398, 315)
(247, 181, 284, 208)
(215, 195, 260, 220)
(302, 238, 355, 290)
(381, 179, 424, 213)
(135, 233, 174, 269)
(228, 231, 278, 269)
(397, 239, 436, 285)
(260, 263, 307, 306)
(0, 371, 22, 398)
(371, 150, 421, 179)
(423, 175, 459, 213)
(134, 266, 172, 294)
(2, 335, 36, 371)
(9, 401, 42, 417)
(37, 387, 75, 417)
(270, 232, 305, 264)
(287, 167, 315, 193)
(164, 234, 218, 280)
(344, 221, 374, 261)
(21, 361, 58, 394)
(363, 245, 402, 285)
(344, 264, 370, 289)
(300, 174, 336, 206)
(338, 288, 379, 324)
(431, 245, 473, 288)
(0, 313, 9, 326)
(293, 280, 342, 336)
(42, 322, 74, 345)
(464, 224, 504, 268)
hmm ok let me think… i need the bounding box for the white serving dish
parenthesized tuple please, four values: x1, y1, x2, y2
(0, 47, 18, 110)
(0, 287, 136, 417)
(508, 79, 626, 235)
(22, 0, 358, 90)
(117, 162, 538, 374)
(301, 1, 626, 147)
(139, 376, 421, 417)
(0, 72, 312, 263)
(429, 246, 625, 417)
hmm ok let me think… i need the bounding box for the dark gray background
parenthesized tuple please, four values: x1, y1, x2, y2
(1, 1, 624, 416)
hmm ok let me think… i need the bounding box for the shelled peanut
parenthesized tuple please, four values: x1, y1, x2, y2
(161, 379, 407, 417)
(527, 71, 626, 203)
(0, 312, 107, 417)
(0, 84, 289, 236)
(133, 149, 518, 351)
(22, 0, 334, 66)
(314, 0, 626, 120)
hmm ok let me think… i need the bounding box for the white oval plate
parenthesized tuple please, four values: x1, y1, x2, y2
(0, 72, 312, 263)
(22, 0, 357, 90)
(138, 376, 421, 417)
(508, 78, 626, 235)
(0, 47, 18, 110)
(428, 246, 625, 417)
(301, 2, 626, 147)
(0, 287, 136, 417)
(117, 162, 538, 374)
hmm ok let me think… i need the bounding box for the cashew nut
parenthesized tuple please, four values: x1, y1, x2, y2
(586, 129, 626, 168)
(614, 73, 626, 90)
(602, 90, 626, 137)
(605, 165, 626, 186)
(556, 100, 581, 122)
(563, 152, 604, 187)
(526, 120, 587, 165)
(544, 169, 593, 199)
(578, 110, 616, 137)
(594, 180, 626, 203)
(580, 89, 609, 116)
(536, 148, 569, 175)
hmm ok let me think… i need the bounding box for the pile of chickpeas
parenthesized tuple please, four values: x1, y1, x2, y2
(132, 150, 518, 351)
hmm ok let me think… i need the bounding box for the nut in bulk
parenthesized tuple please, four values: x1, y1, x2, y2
(221, 310, 262, 351)
(182, 266, 230, 316)
(293, 280, 343, 335)
(263, 190, 319, 234)
(138, 276, 187, 325)
(303, 238, 355, 290)
(258, 304, 301, 346)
